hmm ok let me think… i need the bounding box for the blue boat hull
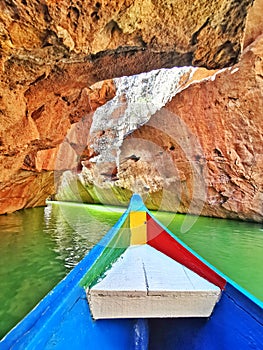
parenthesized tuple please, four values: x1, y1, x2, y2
(149, 284, 263, 350)
(1, 195, 263, 349)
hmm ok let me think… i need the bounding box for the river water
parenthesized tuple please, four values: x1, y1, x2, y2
(0, 202, 263, 339)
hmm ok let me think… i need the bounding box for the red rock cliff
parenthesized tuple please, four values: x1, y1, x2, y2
(55, 1, 263, 222)
(0, 0, 261, 216)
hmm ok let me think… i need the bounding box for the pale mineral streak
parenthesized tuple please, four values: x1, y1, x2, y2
(0, 0, 262, 220)
(89, 67, 195, 164)
(57, 33, 263, 222)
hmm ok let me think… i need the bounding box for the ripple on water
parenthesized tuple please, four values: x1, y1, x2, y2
(0, 204, 263, 339)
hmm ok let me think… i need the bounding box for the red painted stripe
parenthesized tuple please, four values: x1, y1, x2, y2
(146, 213, 226, 290)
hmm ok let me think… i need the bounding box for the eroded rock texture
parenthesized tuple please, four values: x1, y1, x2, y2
(0, 79, 115, 213)
(55, 67, 197, 207)
(120, 36, 263, 221)
(57, 33, 263, 222)
(165, 37, 263, 221)
(0, 0, 259, 215)
(0, 0, 253, 71)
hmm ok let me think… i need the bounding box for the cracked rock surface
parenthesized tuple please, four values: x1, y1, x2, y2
(0, 0, 260, 217)
(57, 35, 263, 222)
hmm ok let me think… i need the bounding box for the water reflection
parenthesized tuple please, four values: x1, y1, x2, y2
(0, 203, 263, 340)
(0, 203, 123, 339)
(44, 202, 124, 270)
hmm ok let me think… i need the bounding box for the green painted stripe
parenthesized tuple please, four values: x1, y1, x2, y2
(80, 216, 130, 289)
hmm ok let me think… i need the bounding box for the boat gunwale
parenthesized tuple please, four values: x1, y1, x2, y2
(1, 194, 263, 345)
(0, 203, 131, 345)
(144, 206, 263, 309)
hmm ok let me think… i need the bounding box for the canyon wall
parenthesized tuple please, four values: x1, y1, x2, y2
(56, 1, 263, 222)
(0, 0, 262, 219)
(163, 39, 263, 221)
(57, 34, 263, 221)
(0, 79, 116, 213)
(118, 35, 263, 221)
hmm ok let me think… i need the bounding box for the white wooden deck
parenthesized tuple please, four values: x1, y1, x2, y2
(87, 245, 221, 319)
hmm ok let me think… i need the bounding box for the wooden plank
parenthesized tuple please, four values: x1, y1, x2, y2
(146, 213, 226, 289)
(130, 211, 147, 245)
(87, 246, 147, 297)
(87, 245, 221, 319)
(141, 245, 219, 294)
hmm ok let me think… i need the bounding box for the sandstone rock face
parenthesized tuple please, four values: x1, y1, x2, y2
(0, 0, 253, 73)
(134, 36, 263, 221)
(55, 67, 196, 206)
(0, 80, 115, 213)
(57, 35, 263, 222)
(243, 0, 263, 48)
(0, 0, 259, 215)
(89, 67, 195, 164)
(164, 37, 263, 221)
(0, 171, 55, 214)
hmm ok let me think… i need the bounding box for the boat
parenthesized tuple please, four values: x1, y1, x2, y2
(1, 194, 263, 349)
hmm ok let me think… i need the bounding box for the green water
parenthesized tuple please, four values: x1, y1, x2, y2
(155, 212, 263, 301)
(0, 203, 123, 339)
(0, 203, 263, 339)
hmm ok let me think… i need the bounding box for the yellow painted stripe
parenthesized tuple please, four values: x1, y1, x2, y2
(130, 211, 147, 245)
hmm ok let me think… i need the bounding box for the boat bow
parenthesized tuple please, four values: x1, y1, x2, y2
(84, 194, 223, 319)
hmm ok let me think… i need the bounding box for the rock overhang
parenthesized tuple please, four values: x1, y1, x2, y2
(0, 0, 260, 215)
